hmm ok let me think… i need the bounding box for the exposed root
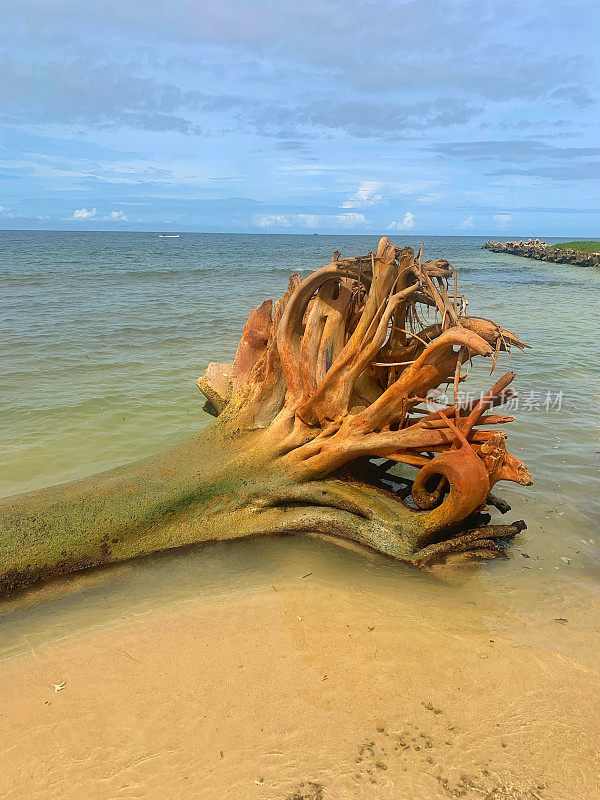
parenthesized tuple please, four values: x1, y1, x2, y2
(197, 236, 533, 565)
(411, 521, 527, 565)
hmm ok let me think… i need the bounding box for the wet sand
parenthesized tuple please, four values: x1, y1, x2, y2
(1, 536, 598, 800)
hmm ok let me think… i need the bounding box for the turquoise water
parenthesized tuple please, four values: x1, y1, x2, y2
(1, 231, 599, 585)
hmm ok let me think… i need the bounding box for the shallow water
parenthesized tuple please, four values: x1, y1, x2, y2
(1, 232, 599, 799)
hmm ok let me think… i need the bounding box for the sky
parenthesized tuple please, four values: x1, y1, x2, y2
(0, 0, 598, 236)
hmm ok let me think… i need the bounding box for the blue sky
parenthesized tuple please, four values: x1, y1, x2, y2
(1, 0, 598, 235)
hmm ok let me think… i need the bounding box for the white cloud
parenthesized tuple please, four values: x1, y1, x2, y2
(105, 210, 128, 221)
(493, 214, 512, 229)
(335, 212, 366, 227)
(417, 193, 444, 204)
(460, 215, 474, 228)
(254, 214, 291, 228)
(297, 214, 320, 228)
(0, 205, 15, 218)
(341, 181, 382, 208)
(390, 212, 415, 230)
(254, 212, 366, 229)
(73, 207, 97, 220)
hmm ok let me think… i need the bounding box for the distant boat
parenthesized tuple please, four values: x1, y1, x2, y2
(159, 233, 180, 238)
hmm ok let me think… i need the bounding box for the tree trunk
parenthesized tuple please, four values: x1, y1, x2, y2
(0, 237, 532, 595)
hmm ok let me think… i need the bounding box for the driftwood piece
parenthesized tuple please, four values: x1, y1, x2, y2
(0, 238, 532, 595)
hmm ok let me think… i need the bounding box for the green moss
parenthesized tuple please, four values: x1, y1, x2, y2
(550, 241, 600, 254)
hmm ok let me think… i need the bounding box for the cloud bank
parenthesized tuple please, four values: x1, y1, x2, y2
(0, 0, 597, 234)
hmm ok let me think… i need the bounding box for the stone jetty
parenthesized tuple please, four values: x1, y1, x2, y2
(484, 238, 600, 267)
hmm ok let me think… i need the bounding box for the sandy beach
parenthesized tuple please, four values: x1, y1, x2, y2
(1, 535, 598, 800)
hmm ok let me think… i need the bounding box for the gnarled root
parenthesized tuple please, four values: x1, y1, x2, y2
(411, 521, 527, 566)
(198, 236, 532, 566)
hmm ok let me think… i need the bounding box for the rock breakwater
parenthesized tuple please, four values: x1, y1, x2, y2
(484, 239, 600, 267)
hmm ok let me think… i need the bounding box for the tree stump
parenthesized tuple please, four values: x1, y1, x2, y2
(0, 238, 532, 594)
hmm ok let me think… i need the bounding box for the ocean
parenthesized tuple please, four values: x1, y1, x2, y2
(2, 230, 598, 507)
(2, 230, 598, 535)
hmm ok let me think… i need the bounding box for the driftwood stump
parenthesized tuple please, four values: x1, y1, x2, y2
(0, 238, 531, 594)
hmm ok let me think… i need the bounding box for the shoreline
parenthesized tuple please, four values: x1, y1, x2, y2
(484, 238, 600, 267)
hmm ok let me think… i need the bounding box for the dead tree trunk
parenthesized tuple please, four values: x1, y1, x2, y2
(0, 238, 531, 594)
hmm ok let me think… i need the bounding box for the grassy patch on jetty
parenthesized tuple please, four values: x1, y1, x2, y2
(550, 241, 600, 254)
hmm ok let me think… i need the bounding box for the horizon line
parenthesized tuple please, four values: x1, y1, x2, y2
(0, 228, 593, 238)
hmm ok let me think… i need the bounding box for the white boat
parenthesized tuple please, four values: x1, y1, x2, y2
(159, 233, 180, 238)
